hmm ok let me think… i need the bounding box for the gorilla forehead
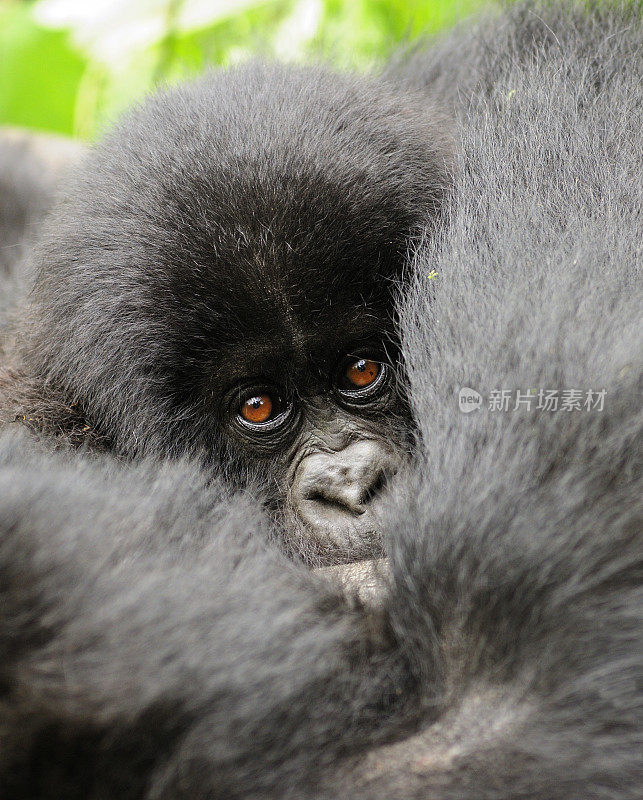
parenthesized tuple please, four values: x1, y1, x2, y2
(100, 63, 448, 297)
(154, 165, 403, 337)
(141, 161, 402, 396)
(155, 222, 394, 398)
(58, 68, 443, 340)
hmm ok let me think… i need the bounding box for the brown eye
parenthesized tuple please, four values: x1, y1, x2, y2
(345, 358, 379, 388)
(240, 394, 273, 424)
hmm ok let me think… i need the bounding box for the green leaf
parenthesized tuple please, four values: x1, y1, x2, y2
(0, 3, 87, 136)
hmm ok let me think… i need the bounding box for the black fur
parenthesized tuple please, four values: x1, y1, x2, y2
(0, 1, 641, 797)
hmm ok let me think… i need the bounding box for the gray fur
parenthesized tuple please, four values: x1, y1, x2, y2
(0, 2, 641, 797)
(0, 128, 84, 319)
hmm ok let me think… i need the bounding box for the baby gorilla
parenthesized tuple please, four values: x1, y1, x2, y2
(0, 64, 453, 561)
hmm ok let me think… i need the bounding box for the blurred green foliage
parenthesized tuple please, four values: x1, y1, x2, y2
(0, 0, 490, 139)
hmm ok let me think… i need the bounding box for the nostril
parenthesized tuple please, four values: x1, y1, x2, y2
(304, 465, 392, 516)
(304, 489, 330, 505)
(360, 468, 388, 505)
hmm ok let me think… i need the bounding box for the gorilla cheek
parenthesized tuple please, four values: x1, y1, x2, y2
(290, 438, 402, 551)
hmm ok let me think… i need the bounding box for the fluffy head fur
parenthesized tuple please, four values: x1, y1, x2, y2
(1, 64, 451, 461)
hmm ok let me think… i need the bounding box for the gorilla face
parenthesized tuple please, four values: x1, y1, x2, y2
(217, 326, 408, 558)
(8, 63, 452, 558)
(173, 188, 412, 556)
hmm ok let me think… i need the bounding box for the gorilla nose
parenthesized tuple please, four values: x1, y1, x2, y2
(297, 441, 391, 512)
(291, 440, 400, 551)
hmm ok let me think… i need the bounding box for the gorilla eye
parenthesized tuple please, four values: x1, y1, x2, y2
(240, 394, 274, 424)
(345, 358, 379, 388)
(231, 384, 294, 437)
(336, 355, 389, 403)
